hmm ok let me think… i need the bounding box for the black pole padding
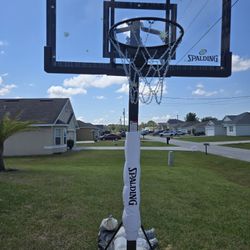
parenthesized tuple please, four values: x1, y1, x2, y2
(127, 240, 137, 250)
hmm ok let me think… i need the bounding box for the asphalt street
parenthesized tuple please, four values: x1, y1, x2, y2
(148, 136, 250, 163)
(75, 137, 250, 163)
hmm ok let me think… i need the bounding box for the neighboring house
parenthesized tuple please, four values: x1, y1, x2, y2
(158, 119, 184, 131)
(77, 120, 101, 141)
(175, 121, 197, 135)
(167, 119, 185, 130)
(223, 112, 250, 136)
(0, 98, 78, 156)
(95, 124, 106, 134)
(192, 121, 207, 135)
(157, 122, 168, 130)
(205, 120, 226, 136)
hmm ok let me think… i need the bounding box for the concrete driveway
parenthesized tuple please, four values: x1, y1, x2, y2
(147, 136, 250, 162)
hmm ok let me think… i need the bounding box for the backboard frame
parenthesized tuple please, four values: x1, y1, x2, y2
(44, 0, 232, 77)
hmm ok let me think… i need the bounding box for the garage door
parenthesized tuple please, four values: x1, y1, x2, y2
(206, 128, 214, 136)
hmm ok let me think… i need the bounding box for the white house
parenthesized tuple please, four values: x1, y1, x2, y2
(76, 120, 101, 141)
(0, 98, 78, 156)
(223, 112, 250, 136)
(205, 120, 226, 136)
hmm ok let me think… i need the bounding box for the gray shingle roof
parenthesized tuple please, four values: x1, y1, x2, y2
(0, 98, 69, 124)
(224, 112, 250, 125)
(77, 120, 99, 129)
(206, 120, 223, 126)
(167, 119, 184, 124)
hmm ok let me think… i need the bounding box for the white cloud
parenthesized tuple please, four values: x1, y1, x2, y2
(47, 86, 86, 98)
(116, 83, 129, 94)
(0, 41, 8, 46)
(0, 41, 8, 55)
(93, 118, 106, 124)
(95, 95, 105, 100)
(116, 95, 123, 99)
(196, 83, 203, 89)
(77, 116, 86, 122)
(0, 84, 17, 96)
(0, 74, 16, 96)
(232, 55, 250, 72)
(151, 115, 171, 123)
(63, 75, 127, 89)
(0, 74, 8, 85)
(192, 84, 218, 97)
(48, 75, 127, 98)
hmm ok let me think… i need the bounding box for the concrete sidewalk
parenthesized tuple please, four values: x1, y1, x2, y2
(74, 137, 250, 162)
(74, 146, 192, 151)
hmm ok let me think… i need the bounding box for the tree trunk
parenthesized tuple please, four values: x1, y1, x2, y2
(0, 142, 5, 172)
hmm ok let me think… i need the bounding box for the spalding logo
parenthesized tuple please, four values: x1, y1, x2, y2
(199, 49, 207, 55)
(187, 49, 218, 63)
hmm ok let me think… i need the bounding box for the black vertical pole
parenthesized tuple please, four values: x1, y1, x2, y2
(128, 73, 139, 132)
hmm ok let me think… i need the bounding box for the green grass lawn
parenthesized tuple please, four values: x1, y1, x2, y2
(77, 140, 172, 147)
(223, 143, 250, 150)
(1, 151, 250, 249)
(176, 135, 250, 143)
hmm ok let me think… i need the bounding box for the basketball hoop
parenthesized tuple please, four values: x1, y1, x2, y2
(109, 17, 184, 104)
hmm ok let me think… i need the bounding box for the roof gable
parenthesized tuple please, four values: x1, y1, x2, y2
(223, 115, 235, 122)
(0, 98, 69, 124)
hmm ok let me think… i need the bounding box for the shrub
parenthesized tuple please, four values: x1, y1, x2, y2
(67, 139, 74, 150)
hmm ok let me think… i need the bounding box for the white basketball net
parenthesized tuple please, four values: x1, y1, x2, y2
(109, 18, 182, 104)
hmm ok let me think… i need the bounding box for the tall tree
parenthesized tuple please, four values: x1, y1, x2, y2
(146, 120, 157, 128)
(201, 116, 218, 122)
(185, 112, 199, 122)
(0, 113, 33, 172)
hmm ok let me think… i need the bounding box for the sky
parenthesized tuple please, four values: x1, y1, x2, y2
(0, 0, 250, 125)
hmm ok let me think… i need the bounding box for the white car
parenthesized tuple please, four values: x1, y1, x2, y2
(159, 131, 176, 137)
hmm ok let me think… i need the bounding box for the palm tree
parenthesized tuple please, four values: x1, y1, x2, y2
(0, 113, 33, 172)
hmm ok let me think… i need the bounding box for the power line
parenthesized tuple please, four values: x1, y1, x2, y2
(163, 95, 250, 100)
(185, 0, 210, 32)
(154, 98, 250, 106)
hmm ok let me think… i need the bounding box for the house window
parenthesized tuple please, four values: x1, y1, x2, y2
(55, 128, 62, 145)
(229, 126, 234, 132)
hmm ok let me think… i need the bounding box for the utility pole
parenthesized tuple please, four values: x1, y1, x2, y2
(123, 108, 126, 131)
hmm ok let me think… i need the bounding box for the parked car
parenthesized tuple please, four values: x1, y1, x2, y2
(99, 133, 121, 141)
(152, 130, 164, 136)
(159, 130, 176, 137)
(119, 131, 126, 137)
(141, 130, 149, 136)
(176, 130, 186, 135)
